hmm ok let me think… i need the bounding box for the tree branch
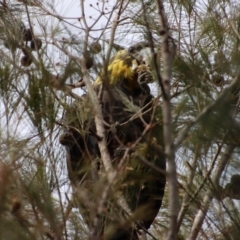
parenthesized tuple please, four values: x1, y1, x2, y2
(154, 0, 178, 239)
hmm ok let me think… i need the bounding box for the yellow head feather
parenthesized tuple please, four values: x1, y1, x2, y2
(94, 50, 139, 88)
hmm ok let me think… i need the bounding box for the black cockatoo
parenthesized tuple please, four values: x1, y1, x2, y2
(59, 43, 166, 240)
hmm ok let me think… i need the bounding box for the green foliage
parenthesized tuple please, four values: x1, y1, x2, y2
(1, 0, 240, 239)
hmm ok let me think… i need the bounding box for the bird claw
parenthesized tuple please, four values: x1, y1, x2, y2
(137, 71, 153, 85)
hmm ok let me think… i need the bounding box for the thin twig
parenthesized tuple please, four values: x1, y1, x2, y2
(175, 74, 240, 150)
(186, 145, 235, 240)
